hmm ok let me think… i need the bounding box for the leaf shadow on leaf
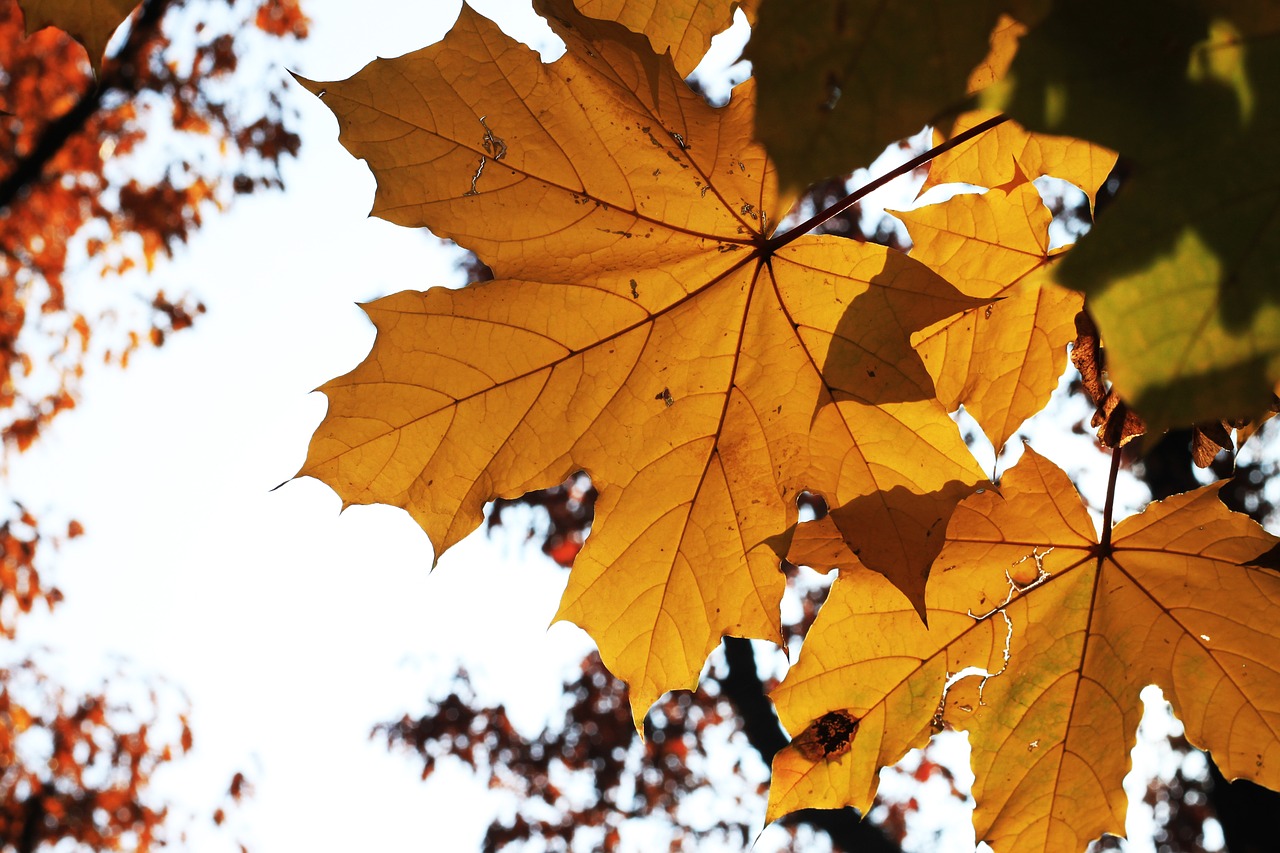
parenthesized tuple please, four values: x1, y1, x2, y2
(536, 0, 667, 107)
(820, 275, 949, 407)
(804, 480, 978, 620)
(1057, 42, 1280, 333)
(796, 264, 987, 612)
(1247, 541, 1280, 573)
(1149, 353, 1276, 426)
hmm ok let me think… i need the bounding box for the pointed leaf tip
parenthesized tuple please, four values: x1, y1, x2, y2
(18, 0, 141, 74)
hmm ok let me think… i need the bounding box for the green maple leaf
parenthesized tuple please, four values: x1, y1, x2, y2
(988, 0, 1280, 431)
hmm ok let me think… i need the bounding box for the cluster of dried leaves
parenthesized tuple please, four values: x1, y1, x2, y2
(380, 655, 757, 851)
(0, 660, 192, 852)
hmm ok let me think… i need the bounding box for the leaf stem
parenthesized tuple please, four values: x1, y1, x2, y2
(1099, 445, 1123, 552)
(765, 113, 1010, 253)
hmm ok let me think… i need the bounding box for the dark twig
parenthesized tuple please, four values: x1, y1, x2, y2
(765, 113, 1009, 252)
(1099, 445, 1122, 552)
(720, 637, 903, 853)
(0, 0, 171, 214)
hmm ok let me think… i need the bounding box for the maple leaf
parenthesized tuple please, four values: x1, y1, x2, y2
(771, 446, 1280, 852)
(915, 17, 1118, 207)
(573, 0, 755, 78)
(296, 0, 984, 721)
(899, 178, 1082, 450)
(747, 0, 1038, 195)
(985, 0, 1280, 431)
(17, 0, 139, 72)
(920, 109, 1118, 210)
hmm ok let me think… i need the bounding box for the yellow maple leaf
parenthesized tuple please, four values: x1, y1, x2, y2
(918, 10, 1118, 207)
(922, 109, 1119, 208)
(900, 179, 1082, 450)
(297, 0, 984, 721)
(573, 0, 754, 78)
(766, 564, 964, 819)
(18, 0, 139, 72)
(771, 446, 1280, 852)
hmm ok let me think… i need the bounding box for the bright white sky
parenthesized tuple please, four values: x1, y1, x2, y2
(4, 2, 1206, 851)
(9, 3, 593, 850)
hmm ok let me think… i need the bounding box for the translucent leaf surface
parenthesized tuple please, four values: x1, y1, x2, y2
(902, 180, 1082, 450)
(921, 109, 1118, 209)
(573, 0, 752, 77)
(18, 0, 138, 71)
(773, 447, 1280, 852)
(987, 0, 1280, 430)
(297, 0, 983, 722)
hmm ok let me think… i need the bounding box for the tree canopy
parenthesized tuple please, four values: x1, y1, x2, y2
(0, 0, 306, 848)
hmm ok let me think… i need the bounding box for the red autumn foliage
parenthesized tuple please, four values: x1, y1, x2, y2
(0, 660, 192, 852)
(0, 507, 64, 639)
(0, 0, 304, 453)
(378, 656, 764, 852)
(0, 0, 308, 849)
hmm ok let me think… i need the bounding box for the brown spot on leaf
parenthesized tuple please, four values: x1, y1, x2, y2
(792, 709, 859, 762)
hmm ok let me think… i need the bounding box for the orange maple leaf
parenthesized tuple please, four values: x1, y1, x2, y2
(900, 178, 1081, 451)
(922, 109, 1118, 211)
(771, 446, 1280, 852)
(296, 0, 984, 721)
(574, 0, 755, 78)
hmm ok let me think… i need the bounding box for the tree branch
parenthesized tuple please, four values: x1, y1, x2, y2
(0, 0, 170, 214)
(1098, 445, 1122, 552)
(16, 783, 47, 853)
(720, 637, 903, 853)
(765, 113, 1008, 252)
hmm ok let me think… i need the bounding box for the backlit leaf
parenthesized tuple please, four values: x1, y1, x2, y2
(986, 0, 1280, 430)
(963, 13, 1024, 95)
(920, 109, 1118, 208)
(773, 447, 1280, 852)
(573, 0, 753, 78)
(18, 0, 138, 71)
(900, 180, 1082, 450)
(767, 563, 987, 820)
(298, 0, 983, 722)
